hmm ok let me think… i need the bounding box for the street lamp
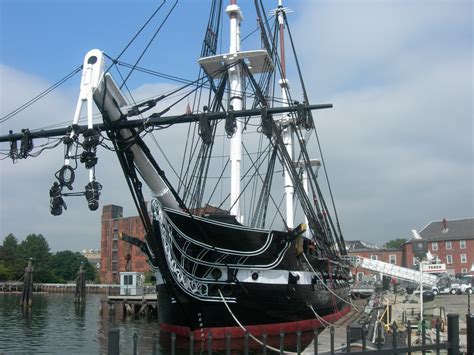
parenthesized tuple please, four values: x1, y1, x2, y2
(412, 235, 428, 325)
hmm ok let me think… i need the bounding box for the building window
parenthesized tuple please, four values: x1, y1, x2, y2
(370, 255, 378, 261)
(461, 254, 467, 263)
(389, 255, 397, 264)
(124, 274, 133, 285)
(446, 255, 452, 264)
(413, 257, 418, 266)
(431, 242, 438, 251)
(460, 240, 466, 249)
(461, 268, 468, 274)
(357, 272, 364, 281)
(446, 241, 452, 250)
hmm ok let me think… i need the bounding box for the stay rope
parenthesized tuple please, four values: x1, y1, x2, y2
(302, 253, 362, 313)
(218, 289, 298, 355)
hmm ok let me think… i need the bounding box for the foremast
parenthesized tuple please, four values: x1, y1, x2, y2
(227, 0, 243, 223)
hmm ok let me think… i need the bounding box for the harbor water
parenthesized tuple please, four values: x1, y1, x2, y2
(0, 293, 161, 354)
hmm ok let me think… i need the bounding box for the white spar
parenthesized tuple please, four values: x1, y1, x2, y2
(77, 50, 180, 210)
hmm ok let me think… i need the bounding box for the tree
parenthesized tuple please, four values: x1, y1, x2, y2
(383, 238, 407, 249)
(16, 234, 54, 282)
(0, 234, 21, 280)
(49, 251, 97, 282)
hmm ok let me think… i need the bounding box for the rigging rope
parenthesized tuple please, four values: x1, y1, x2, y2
(302, 253, 362, 313)
(284, 15, 346, 254)
(119, 0, 179, 90)
(0, 65, 82, 124)
(114, 0, 167, 62)
(218, 289, 298, 355)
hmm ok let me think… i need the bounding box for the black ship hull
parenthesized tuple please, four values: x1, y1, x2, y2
(149, 200, 351, 343)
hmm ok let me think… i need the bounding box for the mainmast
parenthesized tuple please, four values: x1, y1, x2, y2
(227, 0, 243, 223)
(276, 1, 294, 229)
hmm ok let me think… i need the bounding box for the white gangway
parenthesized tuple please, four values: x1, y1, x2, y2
(348, 256, 439, 287)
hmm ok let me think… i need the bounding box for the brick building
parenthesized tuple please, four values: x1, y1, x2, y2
(402, 218, 474, 276)
(346, 218, 474, 280)
(346, 240, 403, 280)
(100, 205, 150, 284)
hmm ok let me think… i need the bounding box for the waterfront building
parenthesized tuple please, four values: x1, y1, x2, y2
(346, 240, 403, 281)
(82, 249, 101, 269)
(402, 217, 474, 276)
(347, 217, 474, 280)
(100, 205, 150, 284)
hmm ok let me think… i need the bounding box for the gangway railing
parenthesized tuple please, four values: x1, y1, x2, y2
(346, 256, 439, 287)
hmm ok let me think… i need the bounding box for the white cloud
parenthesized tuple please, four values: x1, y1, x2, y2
(289, 0, 473, 244)
(0, 1, 472, 252)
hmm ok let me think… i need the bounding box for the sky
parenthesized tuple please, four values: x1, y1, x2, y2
(0, 0, 472, 252)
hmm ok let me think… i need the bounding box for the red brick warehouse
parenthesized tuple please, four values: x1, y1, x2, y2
(402, 218, 474, 276)
(100, 205, 149, 284)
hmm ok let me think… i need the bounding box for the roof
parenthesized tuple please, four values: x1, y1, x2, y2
(345, 240, 381, 251)
(418, 218, 474, 242)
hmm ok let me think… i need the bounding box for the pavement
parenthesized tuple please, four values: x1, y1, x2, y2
(302, 291, 473, 354)
(390, 292, 473, 352)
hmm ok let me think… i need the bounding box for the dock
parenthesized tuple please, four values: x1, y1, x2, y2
(0, 281, 121, 294)
(102, 293, 158, 318)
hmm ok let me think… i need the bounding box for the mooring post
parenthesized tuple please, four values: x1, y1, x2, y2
(171, 332, 176, 355)
(189, 332, 194, 355)
(435, 318, 441, 355)
(297, 328, 301, 354)
(346, 325, 351, 352)
(466, 313, 474, 355)
(20, 259, 33, 308)
(447, 314, 459, 355)
(225, 331, 231, 355)
(362, 324, 367, 351)
(244, 331, 249, 355)
(422, 319, 426, 355)
(407, 319, 412, 355)
(108, 329, 120, 355)
(262, 332, 267, 355)
(74, 263, 86, 305)
(280, 331, 284, 354)
(133, 332, 138, 355)
(330, 326, 335, 354)
(207, 332, 212, 355)
(313, 329, 318, 355)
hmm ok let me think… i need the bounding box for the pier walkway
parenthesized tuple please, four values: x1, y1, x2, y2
(0, 282, 120, 294)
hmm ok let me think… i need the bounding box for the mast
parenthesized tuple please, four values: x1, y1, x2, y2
(276, 1, 294, 229)
(226, 0, 243, 223)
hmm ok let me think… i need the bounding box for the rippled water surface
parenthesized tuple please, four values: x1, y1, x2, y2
(0, 293, 161, 354)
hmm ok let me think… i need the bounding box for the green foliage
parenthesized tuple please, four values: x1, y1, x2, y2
(383, 238, 407, 249)
(49, 251, 97, 282)
(16, 234, 53, 282)
(0, 233, 97, 283)
(0, 261, 9, 281)
(0, 234, 21, 280)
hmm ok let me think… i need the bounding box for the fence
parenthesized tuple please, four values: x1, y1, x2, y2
(0, 282, 153, 294)
(107, 313, 471, 355)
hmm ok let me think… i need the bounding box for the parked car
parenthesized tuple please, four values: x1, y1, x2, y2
(432, 276, 461, 295)
(458, 275, 473, 294)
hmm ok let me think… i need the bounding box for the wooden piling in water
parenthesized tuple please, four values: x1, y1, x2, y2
(20, 259, 33, 308)
(74, 264, 86, 304)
